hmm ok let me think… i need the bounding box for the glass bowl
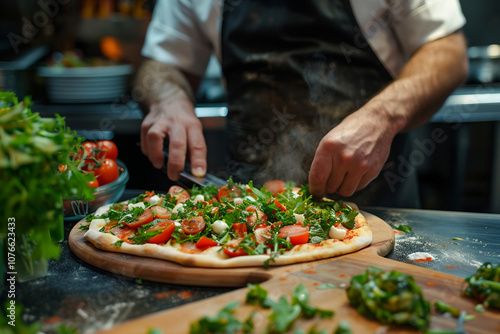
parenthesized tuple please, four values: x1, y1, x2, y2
(63, 159, 129, 221)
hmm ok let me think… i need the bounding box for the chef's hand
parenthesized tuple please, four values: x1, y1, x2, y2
(140, 92, 207, 180)
(308, 108, 396, 198)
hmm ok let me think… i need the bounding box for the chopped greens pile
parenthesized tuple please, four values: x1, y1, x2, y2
(0, 92, 94, 281)
(346, 267, 430, 330)
(190, 283, 334, 334)
(463, 262, 500, 309)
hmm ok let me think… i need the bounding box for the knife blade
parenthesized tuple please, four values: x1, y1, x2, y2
(161, 151, 227, 188)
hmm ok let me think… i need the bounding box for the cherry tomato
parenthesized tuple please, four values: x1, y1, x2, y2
(96, 158, 119, 185)
(217, 185, 241, 202)
(277, 224, 309, 246)
(232, 223, 247, 237)
(181, 216, 205, 235)
(146, 220, 176, 244)
(263, 179, 285, 195)
(245, 205, 267, 227)
(96, 140, 119, 160)
(87, 179, 100, 188)
(81, 162, 97, 174)
(195, 236, 218, 249)
(127, 208, 154, 229)
(75, 142, 97, 163)
(222, 238, 247, 258)
(151, 205, 171, 219)
(168, 185, 191, 204)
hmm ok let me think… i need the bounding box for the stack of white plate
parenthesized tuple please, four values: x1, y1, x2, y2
(37, 64, 133, 103)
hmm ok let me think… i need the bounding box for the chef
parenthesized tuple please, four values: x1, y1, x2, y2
(137, 0, 468, 208)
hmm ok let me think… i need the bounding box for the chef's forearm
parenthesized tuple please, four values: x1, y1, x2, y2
(364, 31, 468, 136)
(135, 59, 201, 111)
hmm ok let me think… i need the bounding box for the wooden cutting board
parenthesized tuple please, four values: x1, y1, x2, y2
(96, 252, 500, 334)
(68, 211, 394, 287)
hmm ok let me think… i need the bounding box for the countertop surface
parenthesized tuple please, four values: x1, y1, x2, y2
(8, 191, 500, 333)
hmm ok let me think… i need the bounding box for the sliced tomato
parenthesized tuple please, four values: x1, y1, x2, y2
(222, 238, 247, 258)
(274, 199, 287, 212)
(181, 216, 205, 235)
(277, 224, 309, 246)
(110, 226, 135, 243)
(168, 185, 191, 204)
(255, 222, 268, 230)
(195, 236, 218, 249)
(232, 222, 247, 237)
(263, 179, 285, 195)
(146, 220, 176, 244)
(151, 205, 171, 219)
(127, 208, 154, 228)
(143, 191, 156, 203)
(217, 185, 241, 202)
(245, 205, 267, 227)
(255, 225, 272, 244)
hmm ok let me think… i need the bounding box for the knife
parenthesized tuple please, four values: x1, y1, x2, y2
(162, 151, 228, 188)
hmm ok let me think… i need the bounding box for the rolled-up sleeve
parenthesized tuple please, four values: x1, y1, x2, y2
(389, 0, 466, 56)
(141, 0, 214, 76)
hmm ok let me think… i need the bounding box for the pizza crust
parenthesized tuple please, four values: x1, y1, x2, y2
(84, 204, 372, 268)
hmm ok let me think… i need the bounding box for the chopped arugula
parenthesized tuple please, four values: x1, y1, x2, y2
(293, 327, 328, 334)
(434, 300, 475, 321)
(189, 184, 219, 201)
(395, 225, 412, 234)
(333, 322, 352, 334)
(267, 296, 302, 333)
(111, 240, 124, 247)
(463, 262, 500, 309)
(291, 284, 334, 319)
(189, 302, 254, 334)
(191, 283, 334, 333)
(245, 283, 272, 308)
(346, 267, 430, 330)
(129, 230, 162, 245)
(315, 283, 339, 290)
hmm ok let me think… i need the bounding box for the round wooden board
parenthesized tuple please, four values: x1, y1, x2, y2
(68, 211, 394, 287)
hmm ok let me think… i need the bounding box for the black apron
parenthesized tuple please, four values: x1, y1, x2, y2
(221, 0, 420, 208)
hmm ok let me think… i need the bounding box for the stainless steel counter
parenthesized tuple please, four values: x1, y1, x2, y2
(365, 207, 500, 278)
(6, 197, 500, 333)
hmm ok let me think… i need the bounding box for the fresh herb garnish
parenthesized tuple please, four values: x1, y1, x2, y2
(189, 301, 254, 334)
(111, 240, 124, 247)
(463, 262, 500, 309)
(434, 300, 475, 321)
(246, 283, 272, 308)
(396, 225, 413, 234)
(346, 267, 430, 330)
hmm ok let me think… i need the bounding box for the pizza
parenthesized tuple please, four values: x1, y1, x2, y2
(83, 179, 372, 268)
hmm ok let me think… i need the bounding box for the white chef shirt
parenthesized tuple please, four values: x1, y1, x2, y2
(141, 0, 466, 78)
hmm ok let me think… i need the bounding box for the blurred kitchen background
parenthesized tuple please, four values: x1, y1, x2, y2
(0, 0, 499, 213)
